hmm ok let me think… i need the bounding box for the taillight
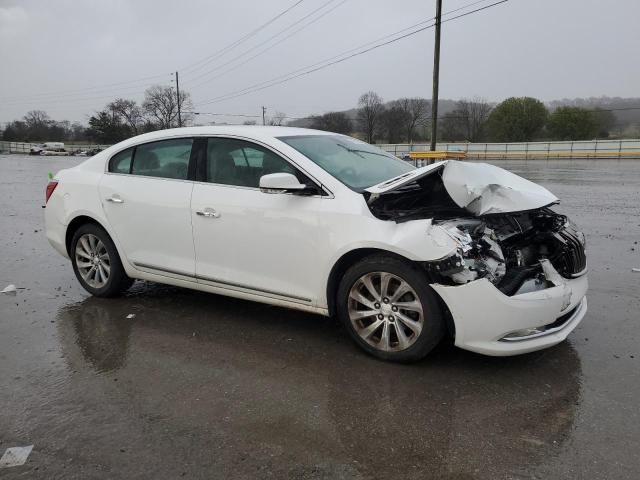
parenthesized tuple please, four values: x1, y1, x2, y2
(45, 181, 58, 204)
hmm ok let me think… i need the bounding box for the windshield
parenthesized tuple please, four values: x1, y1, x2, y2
(278, 135, 414, 190)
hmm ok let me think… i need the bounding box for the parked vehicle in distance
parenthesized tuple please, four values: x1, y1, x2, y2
(30, 142, 70, 156)
(44, 126, 588, 362)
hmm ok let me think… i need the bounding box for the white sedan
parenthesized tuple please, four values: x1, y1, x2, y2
(44, 126, 588, 362)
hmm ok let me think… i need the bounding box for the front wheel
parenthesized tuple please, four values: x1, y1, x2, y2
(337, 254, 445, 362)
(70, 223, 133, 297)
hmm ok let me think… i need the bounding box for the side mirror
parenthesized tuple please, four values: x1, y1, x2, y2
(259, 173, 307, 193)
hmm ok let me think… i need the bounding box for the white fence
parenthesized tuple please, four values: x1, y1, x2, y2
(379, 139, 640, 159)
(4, 139, 640, 160)
(0, 141, 110, 155)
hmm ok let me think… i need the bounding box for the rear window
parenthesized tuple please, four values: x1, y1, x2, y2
(131, 139, 193, 180)
(109, 148, 133, 174)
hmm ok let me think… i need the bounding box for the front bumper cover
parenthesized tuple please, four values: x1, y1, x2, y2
(431, 260, 588, 356)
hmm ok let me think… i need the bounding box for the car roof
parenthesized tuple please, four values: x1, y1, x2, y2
(81, 125, 339, 172)
(119, 125, 334, 146)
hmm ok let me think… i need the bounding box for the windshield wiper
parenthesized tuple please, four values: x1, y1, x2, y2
(336, 143, 365, 158)
(336, 143, 392, 159)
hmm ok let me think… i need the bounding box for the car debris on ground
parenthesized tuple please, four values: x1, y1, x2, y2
(1, 284, 17, 295)
(0, 445, 33, 468)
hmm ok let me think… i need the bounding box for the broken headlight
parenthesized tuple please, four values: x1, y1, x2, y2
(433, 220, 507, 285)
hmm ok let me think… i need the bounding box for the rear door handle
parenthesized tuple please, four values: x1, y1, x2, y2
(196, 208, 220, 218)
(106, 195, 124, 204)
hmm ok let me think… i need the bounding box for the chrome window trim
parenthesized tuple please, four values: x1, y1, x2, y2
(103, 171, 196, 184)
(104, 136, 195, 178)
(103, 134, 334, 198)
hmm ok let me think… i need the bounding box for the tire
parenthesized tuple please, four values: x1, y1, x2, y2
(337, 254, 445, 363)
(70, 223, 133, 297)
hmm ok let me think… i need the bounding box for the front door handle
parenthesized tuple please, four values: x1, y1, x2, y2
(106, 195, 124, 204)
(196, 208, 221, 218)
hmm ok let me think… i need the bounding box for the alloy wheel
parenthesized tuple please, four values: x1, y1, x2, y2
(75, 233, 111, 289)
(347, 271, 424, 352)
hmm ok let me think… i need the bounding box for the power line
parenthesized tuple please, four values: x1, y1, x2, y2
(186, 111, 305, 120)
(184, 0, 347, 90)
(195, 0, 509, 107)
(193, 0, 494, 104)
(0, 1, 307, 102)
(0, 83, 160, 108)
(0, 74, 168, 103)
(180, 0, 306, 75)
(0, 0, 491, 110)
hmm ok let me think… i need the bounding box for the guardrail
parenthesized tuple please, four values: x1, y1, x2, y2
(379, 139, 640, 160)
(0, 141, 110, 155)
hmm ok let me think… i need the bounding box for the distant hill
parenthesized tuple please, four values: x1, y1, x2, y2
(288, 99, 461, 128)
(288, 96, 640, 135)
(549, 96, 640, 133)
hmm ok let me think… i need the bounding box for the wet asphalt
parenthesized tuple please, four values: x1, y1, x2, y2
(0, 154, 638, 479)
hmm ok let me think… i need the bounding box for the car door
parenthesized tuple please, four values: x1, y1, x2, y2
(191, 137, 329, 306)
(99, 137, 198, 278)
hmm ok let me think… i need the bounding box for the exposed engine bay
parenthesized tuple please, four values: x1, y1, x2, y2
(365, 163, 586, 297)
(430, 209, 587, 296)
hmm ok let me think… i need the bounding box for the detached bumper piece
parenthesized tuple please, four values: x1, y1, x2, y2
(431, 260, 588, 356)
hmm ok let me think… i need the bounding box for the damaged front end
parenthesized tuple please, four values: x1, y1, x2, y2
(365, 161, 587, 297)
(427, 209, 587, 296)
(365, 161, 589, 355)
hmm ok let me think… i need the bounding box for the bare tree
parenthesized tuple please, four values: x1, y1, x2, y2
(310, 111, 352, 134)
(381, 104, 409, 143)
(23, 110, 52, 140)
(357, 91, 384, 143)
(437, 98, 492, 142)
(396, 98, 430, 143)
(455, 97, 492, 142)
(268, 111, 287, 126)
(142, 85, 193, 129)
(108, 98, 144, 135)
(23, 110, 50, 128)
(439, 112, 466, 141)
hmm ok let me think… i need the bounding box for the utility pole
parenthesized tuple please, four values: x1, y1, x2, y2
(430, 0, 442, 151)
(262, 106, 267, 126)
(175, 71, 182, 128)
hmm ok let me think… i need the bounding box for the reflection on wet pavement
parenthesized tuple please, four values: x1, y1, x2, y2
(50, 283, 582, 479)
(1, 155, 639, 479)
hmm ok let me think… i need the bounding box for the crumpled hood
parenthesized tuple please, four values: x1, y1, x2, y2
(365, 160, 558, 215)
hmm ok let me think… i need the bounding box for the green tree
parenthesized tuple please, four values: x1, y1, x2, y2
(592, 108, 615, 138)
(86, 110, 130, 143)
(547, 106, 597, 140)
(487, 97, 548, 142)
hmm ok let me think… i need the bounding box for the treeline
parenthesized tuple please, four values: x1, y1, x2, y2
(2, 85, 192, 144)
(1, 87, 624, 146)
(307, 93, 618, 143)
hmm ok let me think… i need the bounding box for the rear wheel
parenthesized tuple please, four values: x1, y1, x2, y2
(337, 254, 445, 362)
(70, 223, 133, 297)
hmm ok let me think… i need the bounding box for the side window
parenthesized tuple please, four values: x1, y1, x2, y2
(131, 138, 193, 180)
(206, 138, 300, 188)
(109, 148, 133, 174)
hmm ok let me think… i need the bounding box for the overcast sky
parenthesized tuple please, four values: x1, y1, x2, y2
(1, 0, 639, 125)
